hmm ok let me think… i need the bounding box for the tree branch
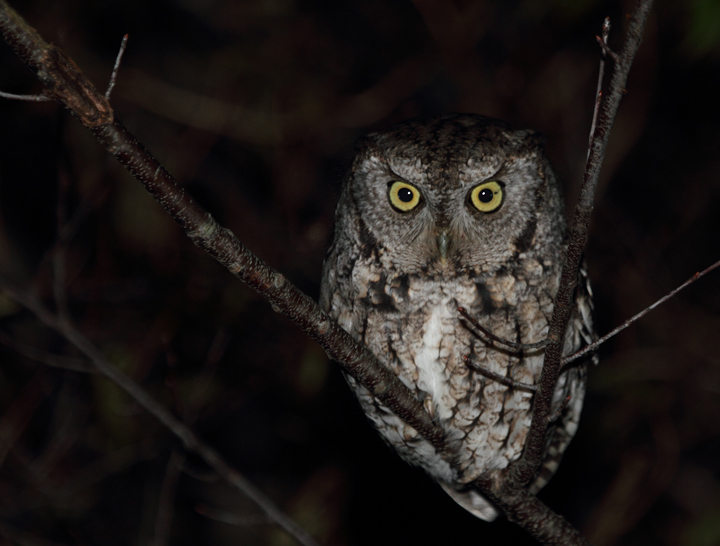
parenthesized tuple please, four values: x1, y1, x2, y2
(503, 0, 654, 495)
(476, 477, 592, 546)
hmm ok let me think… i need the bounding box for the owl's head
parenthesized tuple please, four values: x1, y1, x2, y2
(341, 114, 566, 275)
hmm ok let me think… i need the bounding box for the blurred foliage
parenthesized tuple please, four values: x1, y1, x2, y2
(684, 0, 720, 57)
(0, 0, 719, 545)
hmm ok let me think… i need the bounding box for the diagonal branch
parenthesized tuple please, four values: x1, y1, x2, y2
(504, 0, 655, 492)
(0, 0, 447, 459)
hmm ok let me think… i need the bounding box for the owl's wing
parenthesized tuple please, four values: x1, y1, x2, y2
(440, 483, 499, 522)
(574, 261, 599, 366)
(319, 219, 372, 348)
(529, 260, 596, 494)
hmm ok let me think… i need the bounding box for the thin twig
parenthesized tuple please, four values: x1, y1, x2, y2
(458, 307, 547, 352)
(0, 89, 48, 101)
(0, 279, 320, 546)
(105, 34, 128, 100)
(505, 0, 655, 496)
(563, 259, 720, 366)
(588, 17, 611, 155)
(463, 355, 537, 392)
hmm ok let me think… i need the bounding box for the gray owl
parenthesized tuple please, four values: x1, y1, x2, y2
(319, 114, 595, 521)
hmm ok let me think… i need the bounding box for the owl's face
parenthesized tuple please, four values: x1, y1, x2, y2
(344, 114, 566, 275)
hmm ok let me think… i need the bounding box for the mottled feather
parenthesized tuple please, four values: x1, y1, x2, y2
(320, 114, 596, 520)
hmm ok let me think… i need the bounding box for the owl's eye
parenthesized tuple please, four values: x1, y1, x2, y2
(388, 181, 422, 212)
(470, 181, 503, 213)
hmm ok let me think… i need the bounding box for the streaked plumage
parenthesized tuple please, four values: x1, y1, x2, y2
(320, 114, 595, 520)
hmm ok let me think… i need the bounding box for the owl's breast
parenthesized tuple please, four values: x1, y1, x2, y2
(350, 264, 551, 473)
(324, 249, 575, 480)
(356, 272, 492, 423)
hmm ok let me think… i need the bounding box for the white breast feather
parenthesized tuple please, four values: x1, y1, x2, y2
(414, 304, 453, 420)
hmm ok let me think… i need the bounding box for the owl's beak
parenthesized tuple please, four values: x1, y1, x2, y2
(436, 230, 451, 263)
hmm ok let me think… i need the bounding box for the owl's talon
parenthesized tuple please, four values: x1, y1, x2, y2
(403, 425, 418, 441)
(423, 395, 435, 419)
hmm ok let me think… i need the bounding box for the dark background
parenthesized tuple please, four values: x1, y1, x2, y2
(1, 0, 719, 545)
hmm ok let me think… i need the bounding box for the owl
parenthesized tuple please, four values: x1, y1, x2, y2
(319, 113, 595, 521)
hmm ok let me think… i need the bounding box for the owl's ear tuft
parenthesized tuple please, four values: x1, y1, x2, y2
(518, 130, 546, 151)
(355, 133, 380, 161)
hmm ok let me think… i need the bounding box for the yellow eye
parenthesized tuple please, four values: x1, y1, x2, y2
(470, 181, 503, 212)
(388, 181, 421, 212)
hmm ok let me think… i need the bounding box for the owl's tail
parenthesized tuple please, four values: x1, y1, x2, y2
(440, 483, 499, 521)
